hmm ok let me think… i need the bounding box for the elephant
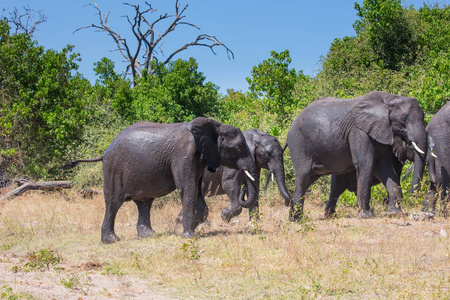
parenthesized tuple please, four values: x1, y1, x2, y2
(420, 102, 450, 216)
(182, 129, 291, 223)
(325, 137, 416, 218)
(66, 117, 259, 243)
(286, 91, 427, 220)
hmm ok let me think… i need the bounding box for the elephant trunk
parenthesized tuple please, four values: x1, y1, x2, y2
(408, 121, 428, 194)
(238, 167, 259, 208)
(271, 165, 292, 207)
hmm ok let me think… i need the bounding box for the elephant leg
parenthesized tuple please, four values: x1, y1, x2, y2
(221, 169, 244, 223)
(423, 158, 438, 213)
(134, 199, 155, 238)
(221, 186, 243, 223)
(195, 178, 209, 226)
(290, 174, 318, 221)
(247, 168, 262, 221)
(355, 162, 376, 218)
(101, 190, 124, 244)
(248, 200, 260, 221)
(178, 177, 202, 238)
(177, 179, 209, 225)
(440, 168, 449, 217)
(374, 159, 403, 215)
(325, 174, 350, 218)
(423, 184, 438, 214)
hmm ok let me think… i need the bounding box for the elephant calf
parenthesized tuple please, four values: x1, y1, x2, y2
(66, 117, 259, 243)
(200, 129, 291, 223)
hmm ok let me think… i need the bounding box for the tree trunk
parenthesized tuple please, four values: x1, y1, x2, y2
(0, 181, 73, 202)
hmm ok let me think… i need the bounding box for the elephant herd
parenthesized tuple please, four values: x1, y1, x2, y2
(66, 91, 449, 244)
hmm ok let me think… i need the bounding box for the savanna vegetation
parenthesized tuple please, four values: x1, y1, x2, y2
(1, 0, 449, 186)
(1, 0, 450, 298)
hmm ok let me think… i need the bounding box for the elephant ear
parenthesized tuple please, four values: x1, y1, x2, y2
(188, 117, 221, 173)
(243, 129, 260, 161)
(351, 96, 394, 145)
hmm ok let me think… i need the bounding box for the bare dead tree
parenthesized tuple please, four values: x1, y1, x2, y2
(3, 6, 47, 36)
(75, 0, 234, 86)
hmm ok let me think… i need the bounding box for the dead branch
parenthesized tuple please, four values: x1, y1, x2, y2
(4, 5, 47, 36)
(0, 181, 73, 202)
(75, 0, 234, 85)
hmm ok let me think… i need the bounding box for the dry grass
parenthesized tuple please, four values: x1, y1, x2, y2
(0, 187, 449, 299)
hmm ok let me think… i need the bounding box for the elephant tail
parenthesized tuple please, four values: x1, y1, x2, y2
(61, 156, 103, 169)
(282, 143, 288, 152)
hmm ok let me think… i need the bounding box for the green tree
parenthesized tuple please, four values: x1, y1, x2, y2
(130, 58, 220, 123)
(92, 57, 134, 120)
(354, 0, 419, 70)
(246, 50, 300, 125)
(0, 20, 91, 178)
(219, 89, 262, 129)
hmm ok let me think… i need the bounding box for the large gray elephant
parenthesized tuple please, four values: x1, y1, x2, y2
(421, 102, 450, 216)
(199, 129, 291, 223)
(286, 91, 427, 220)
(66, 117, 259, 243)
(325, 137, 416, 217)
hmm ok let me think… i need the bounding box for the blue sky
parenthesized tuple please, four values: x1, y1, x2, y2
(3, 0, 430, 94)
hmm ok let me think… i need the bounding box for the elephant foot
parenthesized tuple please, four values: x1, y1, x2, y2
(324, 207, 336, 219)
(421, 204, 436, 214)
(249, 213, 260, 222)
(289, 212, 305, 222)
(221, 209, 232, 223)
(357, 209, 374, 219)
(221, 207, 242, 223)
(137, 225, 156, 239)
(387, 206, 404, 217)
(439, 209, 449, 218)
(422, 192, 437, 213)
(289, 203, 304, 222)
(182, 230, 196, 238)
(102, 232, 120, 244)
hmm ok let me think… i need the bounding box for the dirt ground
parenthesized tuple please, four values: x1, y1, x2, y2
(1, 187, 449, 299)
(0, 257, 176, 300)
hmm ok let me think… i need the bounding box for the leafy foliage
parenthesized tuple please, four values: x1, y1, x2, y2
(2, 1, 450, 199)
(246, 50, 302, 125)
(314, 2, 450, 118)
(354, 0, 419, 70)
(130, 58, 220, 123)
(0, 20, 91, 178)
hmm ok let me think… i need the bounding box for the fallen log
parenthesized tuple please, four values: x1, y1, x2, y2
(0, 181, 73, 202)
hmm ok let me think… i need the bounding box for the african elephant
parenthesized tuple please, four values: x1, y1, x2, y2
(198, 129, 291, 223)
(421, 102, 450, 216)
(66, 117, 259, 243)
(286, 91, 427, 220)
(325, 137, 416, 218)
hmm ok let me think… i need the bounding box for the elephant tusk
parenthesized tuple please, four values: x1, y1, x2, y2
(429, 149, 438, 158)
(412, 142, 425, 154)
(244, 170, 255, 182)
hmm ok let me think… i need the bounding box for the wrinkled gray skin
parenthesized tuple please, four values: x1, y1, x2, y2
(421, 102, 450, 216)
(325, 137, 416, 218)
(287, 91, 427, 220)
(68, 117, 259, 243)
(196, 129, 291, 223)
